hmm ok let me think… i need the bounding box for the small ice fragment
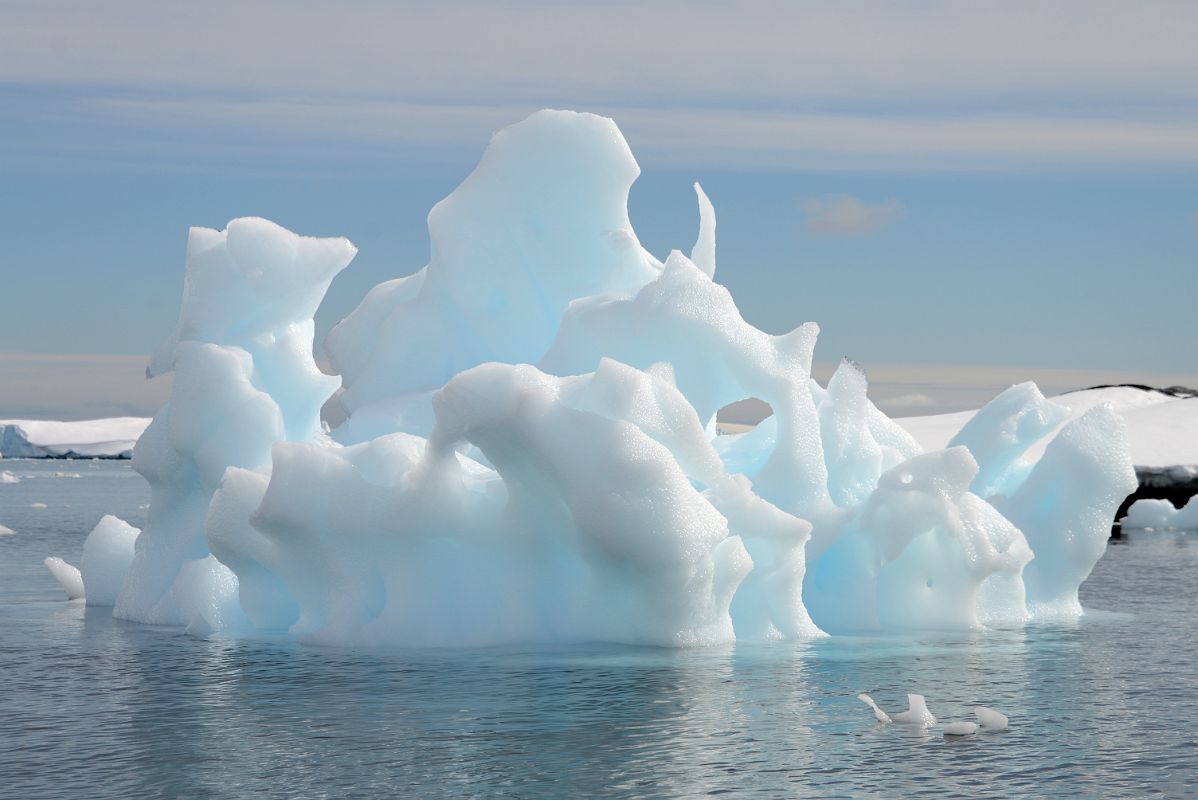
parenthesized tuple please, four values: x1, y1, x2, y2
(975, 706, 1009, 730)
(857, 693, 892, 723)
(0, 470, 19, 484)
(943, 721, 978, 736)
(44, 557, 85, 600)
(0, 524, 15, 536)
(31, 502, 47, 509)
(891, 694, 936, 726)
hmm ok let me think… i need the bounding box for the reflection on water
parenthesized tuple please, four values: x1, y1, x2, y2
(2, 461, 1196, 798)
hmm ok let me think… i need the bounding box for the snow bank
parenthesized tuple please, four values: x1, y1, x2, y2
(1122, 496, 1198, 531)
(53, 109, 1137, 647)
(0, 417, 149, 459)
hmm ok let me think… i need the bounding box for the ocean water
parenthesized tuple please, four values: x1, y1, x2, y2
(1, 460, 1195, 799)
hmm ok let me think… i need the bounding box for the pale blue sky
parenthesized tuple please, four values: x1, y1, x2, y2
(2, 1, 1196, 417)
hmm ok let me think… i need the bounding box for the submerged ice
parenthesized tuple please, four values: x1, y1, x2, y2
(47, 110, 1137, 647)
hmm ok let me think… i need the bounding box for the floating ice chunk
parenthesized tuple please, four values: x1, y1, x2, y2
(943, 721, 979, 736)
(0, 470, 19, 484)
(975, 706, 1009, 730)
(31, 502, 47, 509)
(857, 693, 892, 723)
(80, 515, 140, 607)
(1122, 496, 1198, 531)
(891, 694, 936, 726)
(0, 524, 14, 536)
(44, 557, 85, 600)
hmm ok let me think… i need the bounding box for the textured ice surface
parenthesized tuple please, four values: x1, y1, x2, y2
(55, 109, 1137, 647)
(943, 721, 979, 736)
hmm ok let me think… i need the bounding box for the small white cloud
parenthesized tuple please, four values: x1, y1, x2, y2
(802, 195, 903, 236)
(878, 392, 936, 410)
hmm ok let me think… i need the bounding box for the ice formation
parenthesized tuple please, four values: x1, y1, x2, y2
(891, 694, 937, 727)
(0, 417, 149, 458)
(943, 722, 978, 736)
(857, 693, 892, 723)
(1121, 497, 1198, 531)
(44, 557, 84, 600)
(975, 706, 1009, 730)
(49, 109, 1137, 647)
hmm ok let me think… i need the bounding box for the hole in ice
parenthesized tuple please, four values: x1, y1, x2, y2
(925, 579, 934, 589)
(715, 398, 773, 433)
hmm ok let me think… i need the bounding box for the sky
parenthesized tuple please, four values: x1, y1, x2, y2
(2, 1, 1197, 418)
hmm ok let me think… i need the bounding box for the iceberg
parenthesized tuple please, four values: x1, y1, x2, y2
(51, 110, 1137, 647)
(0, 417, 149, 459)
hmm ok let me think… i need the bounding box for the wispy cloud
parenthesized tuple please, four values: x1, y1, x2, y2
(8, 94, 1198, 173)
(802, 195, 903, 235)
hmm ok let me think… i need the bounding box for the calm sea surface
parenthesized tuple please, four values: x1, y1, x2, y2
(1, 459, 1195, 798)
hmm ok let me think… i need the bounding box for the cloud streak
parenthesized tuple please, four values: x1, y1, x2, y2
(7, 92, 1198, 173)
(3, 1, 1198, 173)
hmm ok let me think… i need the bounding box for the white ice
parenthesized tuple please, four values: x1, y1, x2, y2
(44, 557, 85, 600)
(0, 524, 14, 536)
(943, 721, 979, 736)
(52, 109, 1139, 648)
(891, 694, 937, 726)
(857, 693, 892, 723)
(975, 706, 1009, 730)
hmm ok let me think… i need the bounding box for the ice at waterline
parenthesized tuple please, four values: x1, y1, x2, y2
(46, 110, 1136, 648)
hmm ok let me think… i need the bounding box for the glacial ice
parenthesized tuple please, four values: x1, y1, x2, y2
(50, 109, 1137, 647)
